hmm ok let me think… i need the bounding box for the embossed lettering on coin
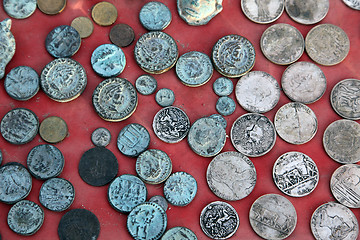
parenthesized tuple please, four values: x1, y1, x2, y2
(241, 0, 284, 24)
(177, 0, 223, 25)
(139, 1, 172, 31)
(45, 25, 81, 58)
(285, 0, 329, 25)
(164, 172, 197, 206)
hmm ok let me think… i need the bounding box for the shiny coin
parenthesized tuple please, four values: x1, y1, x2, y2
(330, 79, 360, 120)
(37, 0, 66, 15)
(216, 96, 236, 116)
(135, 74, 157, 95)
(164, 172, 197, 206)
(241, 0, 284, 24)
(91, 44, 126, 78)
(285, 0, 329, 25)
(3, 0, 36, 19)
(117, 123, 150, 157)
(0, 19, 15, 80)
(323, 119, 360, 164)
(235, 71, 280, 113)
(71, 17, 94, 39)
(177, 0, 223, 25)
(139, 1, 172, 31)
(212, 34, 255, 78)
(91, 1, 117, 26)
(92, 78, 138, 122)
(305, 24, 350, 66)
(213, 77, 233, 96)
(149, 195, 168, 211)
(39, 116, 68, 143)
(91, 127, 111, 147)
(230, 113, 276, 157)
(155, 88, 175, 107)
(109, 23, 135, 48)
(343, 0, 360, 10)
(207, 151, 256, 201)
(273, 151, 319, 197)
(209, 114, 227, 129)
(261, 23, 304, 65)
(311, 202, 359, 240)
(250, 194, 297, 239)
(161, 226, 197, 240)
(45, 25, 81, 58)
(274, 102, 318, 144)
(153, 106, 190, 143)
(200, 201, 239, 239)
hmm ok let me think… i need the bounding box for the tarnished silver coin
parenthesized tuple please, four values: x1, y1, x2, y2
(207, 151, 256, 201)
(153, 106, 190, 143)
(161, 226, 197, 240)
(213, 77, 233, 97)
(305, 24, 350, 66)
(330, 79, 360, 120)
(250, 194, 297, 239)
(281, 61, 326, 104)
(273, 151, 319, 197)
(139, 1, 172, 31)
(40, 58, 87, 102)
(117, 123, 150, 157)
(235, 71, 280, 113)
(260, 23, 304, 65)
(149, 195, 168, 211)
(241, 0, 284, 24)
(164, 172, 197, 207)
(274, 102, 318, 145)
(134, 31, 178, 74)
(188, 117, 226, 157)
(92, 78, 138, 122)
(311, 202, 359, 240)
(91, 44, 126, 78)
(45, 25, 81, 58)
(323, 119, 360, 164)
(135, 75, 157, 95)
(155, 88, 175, 107)
(200, 201, 239, 239)
(343, 0, 360, 10)
(285, 0, 329, 25)
(91, 127, 111, 147)
(331, 164, 360, 208)
(0, 108, 39, 145)
(0, 19, 15, 79)
(3, 0, 37, 19)
(209, 114, 227, 129)
(177, 0, 223, 25)
(230, 113, 276, 157)
(212, 34, 255, 78)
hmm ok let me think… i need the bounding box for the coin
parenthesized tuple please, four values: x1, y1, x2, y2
(135, 74, 157, 95)
(91, 44, 126, 78)
(164, 172, 197, 206)
(281, 61, 326, 104)
(177, 0, 223, 25)
(212, 34, 255, 78)
(274, 102, 318, 145)
(207, 151, 256, 201)
(153, 106, 190, 143)
(249, 194, 297, 239)
(330, 79, 360, 120)
(235, 71, 280, 113)
(209, 114, 227, 129)
(91, 1, 117, 26)
(37, 0, 66, 15)
(230, 113, 276, 157)
(260, 23, 304, 65)
(323, 119, 360, 164)
(200, 201, 239, 239)
(3, 0, 37, 19)
(285, 0, 329, 25)
(91, 127, 111, 147)
(241, 0, 284, 24)
(71, 16, 94, 39)
(343, 0, 360, 10)
(161, 227, 197, 240)
(213, 77, 233, 97)
(0, 19, 15, 80)
(149, 195, 168, 211)
(45, 25, 81, 58)
(109, 23, 135, 48)
(216, 96, 236, 116)
(39, 116, 68, 143)
(155, 88, 175, 107)
(117, 123, 150, 157)
(305, 24, 350, 66)
(311, 202, 359, 240)
(0, 149, 2, 165)
(139, 1, 172, 31)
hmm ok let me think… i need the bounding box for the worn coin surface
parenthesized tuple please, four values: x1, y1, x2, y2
(3, 0, 36, 19)
(161, 226, 197, 240)
(91, 44, 126, 78)
(330, 79, 360, 120)
(213, 77, 233, 96)
(37, 0, 66, 15)
(109, 23, 135, 48)
(285, 0, 329, 25)
(45, 25, 81, 58)
(91, 1, 117, 26)
(164, 172, 197, 207)
(311, 202, 359, 240)
(117, 123, 150, 157)
(177, 0, 223, 25)
(209, 114, 227, 129)
(155, 88, 175, 107)
(216, 96, 236, 116)
(207, 151, 256, 201)
(0, 19, 15, 80)
(91, 127, 111, 147)
(200, 201, 239, 239)
(153, 106, 190, 143)
(274, 102, 318, 145)
(70, 16, 94, 39)
(212, 34, 255, 78)
(39, 116, 68, 143)
(135, 75, 158, 95)
(241, 0, 284, 24)
(231, 113, 276, 157)
(305, 24, 350, 66)
(139, 1, 172, 31)
(0, 149, 2, 165)
(323, 119, 360, 164)
(149, 195, 168, 211)
(343, 0, 360, 10)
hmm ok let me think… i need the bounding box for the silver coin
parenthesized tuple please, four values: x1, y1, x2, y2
(149, 195, 168, 211)
(274, 102, 318, 145)
(177, 0, 223, 25)
(260, 23, 304, 65)
(241, 0, 284, 24)
(311, 202, 359, 240)
(216, 96, 236, 116)
(249, 194, 297, 239)
(139, 1, 172, 31)
(161, 226, 197, 240)
(45, 25, 81, 58)
(188, 117, 226, 157)
(91, 127, 111, 147)
(207, 151, 256, 201)
(163, 172, 197, 207)
(285, 0, 329, 25)
(91, 44, 126, 78)
(343, 0, 360, 10)
(331, 164, 360, 208)
(230, 113, 276, 157)
(273, 151, 319, 197)
(155, 88, 175, 107)
(323, 119, 360, 164)
(281, 61, 326, 104)
(135, 74, 157, 95)
(40, 58, 87, 102)
(330, 79, 360, 120)
(3, 0, 37, 19)
(0, 19, 15, 80)
(117, 123, 150, 157)
(153, 106, 190, 143)
(235, 71, 280, 113)
(305, 24, 350, 66)
(213, 77, 233, 97)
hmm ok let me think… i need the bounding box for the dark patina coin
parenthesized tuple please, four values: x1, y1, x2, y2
(216, 96, 236, 116)
(161, 226, 197, 240)
(149, 195, 168, 211)
(109, 23, 135, 48)
(39, 116, 68, 143)
(91, 44, 126, 78)
(3, 0, 37, 19)
(91, 127, 111, 147)
(135, 74, 158, 95)
(45, 25, 81, 58)
(117, 123, 150, 157)
(78, 147, 118, 186)
(139, 1, 172, 31)
(155, 88, 175, 107)
(58, 209, 100, 240)
(164, 172, 197, 207)
(213, 77, 233, 96)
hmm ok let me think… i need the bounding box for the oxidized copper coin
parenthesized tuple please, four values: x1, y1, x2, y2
(91, 2, 118, 26)
(39, 116, 68, 143)
(71, 17, 94, 39)
(37, 0, 66, 15)
(109, 24, 135, 48)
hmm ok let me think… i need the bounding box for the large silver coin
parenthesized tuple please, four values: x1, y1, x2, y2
(330, 79, 360, 120)
(3, 0, 36, 19)
(249, 194, 297, 239)
(331, 164, 360, 208)
(274, 102, 318, 145)
(241, 0, 284, 24)
(311, 202, 359, 240)
(235, 71, 280, 113)
(207, 151, 256, 201)
(305, 24, 350, 66)
(260, 23, 304, 65)
(0, 19, 15, 80)
(273, 151, 319, 197)
(230, 113, 276, 157)
(323, 119, 360, 164)
(285, 0, 329, 25)
(343, 0, 360, 10)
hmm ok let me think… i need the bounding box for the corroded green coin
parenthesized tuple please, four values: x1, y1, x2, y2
(164, 172, 197, 207)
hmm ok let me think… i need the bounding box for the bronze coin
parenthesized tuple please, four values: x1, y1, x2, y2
(37, 0, 66, 15)
(109, 24, 135, 48)
(39, 116, 68, 143)
(71, 17, 94, 39)
(91, 2, 118, 26)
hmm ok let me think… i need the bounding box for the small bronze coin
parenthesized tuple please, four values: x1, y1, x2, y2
(109, 24, 135, 48)
(39, 116, 68, 144)
(37, 0, 66, 15)
(91, 2, 117, 26)
(71, 17, 94, 39)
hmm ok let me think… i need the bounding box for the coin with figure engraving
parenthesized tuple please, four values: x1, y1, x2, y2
(343, 0, 360, 10)
(117, 123, 150, 157)
(209, 114, 227, 129)
(3, 0, 36, 19)
(71, 17, 94, 39)
(216, 96, 236, 116)
(45, 25, 81, 58)
(177, 0, 223, 25)
(91, 44, 126, 78)
(149, 195, 168, 211)
(135, 75, 158, 95)
(241, 0, 284, 24)
(37, 0, 66, 15)
(39, 116, 68, 143)
(110, 23, 135, 48)
(155, 88, 175, 107)
(139, 1, 172, 31)
(91, 127, 111, 147)
(164, 172, 197, 207)
(91, 1, 117, 26)
(213, 77, 233, 96)
(161, 226, 197, 240)
(285, 0, 329, 25)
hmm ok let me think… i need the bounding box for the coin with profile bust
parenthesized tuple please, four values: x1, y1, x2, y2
(91, 2, 117, 26)
(285, 0, 329, 25)
(155, 88, 175, 107)
(91, 127, 111, 147)
(213, 77, 233, 96)
(342, 0, 360, 10)
(177, 0, 223, 25)
(139, 1, 172, 31)
(241, 0, 284, 24)
(3, 0, 37, 19)
(163, 172, 197, 207)
(37, 0, 66, 15)
(135, 75, 157, 95)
